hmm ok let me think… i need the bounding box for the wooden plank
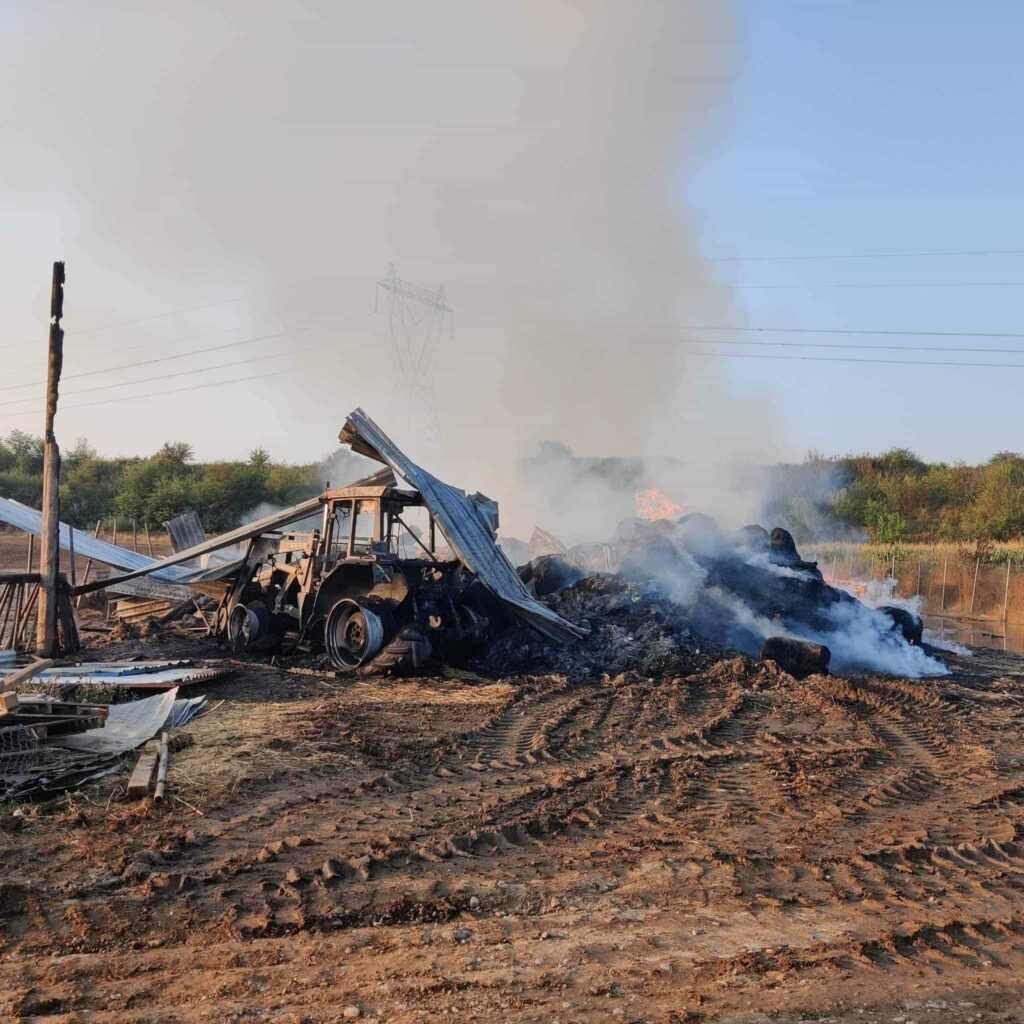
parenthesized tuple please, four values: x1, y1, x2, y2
(127, 740, 160, 798)
(1, 658, 54, 687)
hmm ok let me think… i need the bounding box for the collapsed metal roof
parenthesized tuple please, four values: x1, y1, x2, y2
(74, 495, 324, 596)
(339, 408, 586, 642)
(0, 497, 193, 584)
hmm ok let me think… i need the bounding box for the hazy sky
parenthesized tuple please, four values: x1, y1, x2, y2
(1, 1, 1021, 522)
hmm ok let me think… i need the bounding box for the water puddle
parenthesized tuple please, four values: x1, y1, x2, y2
(925, 615, 1024, 656)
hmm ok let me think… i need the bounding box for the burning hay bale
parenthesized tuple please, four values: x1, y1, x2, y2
(515, 511, 946, 680)
(877, 605, 924, 646)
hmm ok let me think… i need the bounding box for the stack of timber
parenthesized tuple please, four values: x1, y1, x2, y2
(113, 596, 175, 624)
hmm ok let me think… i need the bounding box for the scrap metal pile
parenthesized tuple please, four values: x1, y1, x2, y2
(0, 660, 208, 801)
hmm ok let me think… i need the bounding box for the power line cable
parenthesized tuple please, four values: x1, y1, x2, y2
(679, 324, 1024, 339)
(0, 326, 312, 393)
(65, 297, 247, 335)
(682, 349, 1024, 369)
(732, 281, 1024, 290)
(0, 347, 307, 409)
(672, 336, 1024, 355)
(1, 368, 298, 420)
(0, 297, 248, 353)
(709, 249, 1024, 263)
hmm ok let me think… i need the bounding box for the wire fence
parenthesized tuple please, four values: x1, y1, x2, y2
(805, 542, 1024, 625)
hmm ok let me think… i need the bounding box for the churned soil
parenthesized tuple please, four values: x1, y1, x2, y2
(3, 631, 1024, 1022)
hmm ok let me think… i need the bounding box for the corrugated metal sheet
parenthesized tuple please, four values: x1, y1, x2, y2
(0, 497, 193, 583)
(339, 408, 586, 643)
(37, 662, 231, 690)
(165, 511, 237, 568)
(74, 495, 325, 595)
(165, 511, 206, 552)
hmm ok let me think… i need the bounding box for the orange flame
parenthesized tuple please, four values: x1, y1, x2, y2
(635, 487, 682, 522)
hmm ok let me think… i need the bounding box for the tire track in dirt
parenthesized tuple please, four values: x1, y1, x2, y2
(11, 653, 1024, 1024)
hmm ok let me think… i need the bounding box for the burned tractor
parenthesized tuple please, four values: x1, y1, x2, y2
(216, 470, 496, 672)
(73, 408, 586, 667)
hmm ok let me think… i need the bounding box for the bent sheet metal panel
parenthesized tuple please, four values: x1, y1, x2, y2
(53, 687, 180, 755)
(338, 408, 586, 643)
(0, 497, 193, 582)
(73, 495, 324, 595)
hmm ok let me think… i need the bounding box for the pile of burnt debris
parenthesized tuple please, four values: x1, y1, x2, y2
(472, 573, 717, 682)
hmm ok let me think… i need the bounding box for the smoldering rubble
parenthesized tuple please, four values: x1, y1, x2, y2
(0, 407, 950, 814)
(505, 514, 945, 680)
(3, 408, 943, 700)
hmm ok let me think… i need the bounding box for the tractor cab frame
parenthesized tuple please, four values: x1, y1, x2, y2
(218, 475, 491, 672)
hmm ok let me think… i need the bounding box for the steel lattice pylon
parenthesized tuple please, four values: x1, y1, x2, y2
(375, 264, 454, 445)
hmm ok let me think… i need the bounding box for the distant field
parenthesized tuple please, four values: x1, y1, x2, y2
(0, 526, 173, 576)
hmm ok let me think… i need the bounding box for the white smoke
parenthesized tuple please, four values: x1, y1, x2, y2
(627, 531, 949, 678)
(0, 1, 790, 540)
(839, 575, 971, 658)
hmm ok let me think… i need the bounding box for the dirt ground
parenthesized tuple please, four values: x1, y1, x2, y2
(4, 626, 1024, 1023)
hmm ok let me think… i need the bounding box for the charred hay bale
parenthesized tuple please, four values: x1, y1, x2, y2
(517, 555, 585, 597)
(769, 527, 801, 564)
(768, 527, 823, 579)
(675, 512, 724, 558)
(614, 516, 676, 545)
(472, 574, 710, 681)
(759, 636, 830, 679)
(732, 524, 770, 554)
(877, 605, 924, 645)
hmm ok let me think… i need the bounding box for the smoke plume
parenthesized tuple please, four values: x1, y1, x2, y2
(1, 1, 789, 537)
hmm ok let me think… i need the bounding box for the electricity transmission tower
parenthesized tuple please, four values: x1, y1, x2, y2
(375, 264, 453, 446)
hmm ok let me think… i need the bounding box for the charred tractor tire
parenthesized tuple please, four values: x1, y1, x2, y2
(226, 600, 274, 653)
(878, 605, 924, 645)
(760, 636, 831, 679)
(368, 626, 433, 675)
(325, 598, 385, 671)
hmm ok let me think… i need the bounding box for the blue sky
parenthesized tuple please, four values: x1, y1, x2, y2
(690, 0, 1024, 463)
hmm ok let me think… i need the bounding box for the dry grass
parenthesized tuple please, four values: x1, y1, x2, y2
(805, 539, 1024, 566)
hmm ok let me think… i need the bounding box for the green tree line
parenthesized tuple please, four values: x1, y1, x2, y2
(769, 448, 1024, 543)
(3, 431, 1023, 543)
(0, 431, 321, 533)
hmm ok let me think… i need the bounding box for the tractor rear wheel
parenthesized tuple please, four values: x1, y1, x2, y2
(325, 598, 385, 671)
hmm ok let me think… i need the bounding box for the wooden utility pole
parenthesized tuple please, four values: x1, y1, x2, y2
(36, 261, 65, 656)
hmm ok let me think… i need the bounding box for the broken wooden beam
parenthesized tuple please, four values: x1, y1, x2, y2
(127, 739, 160, 798)
(1, 658, 55, 688)
(154, 732, 169, 801)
